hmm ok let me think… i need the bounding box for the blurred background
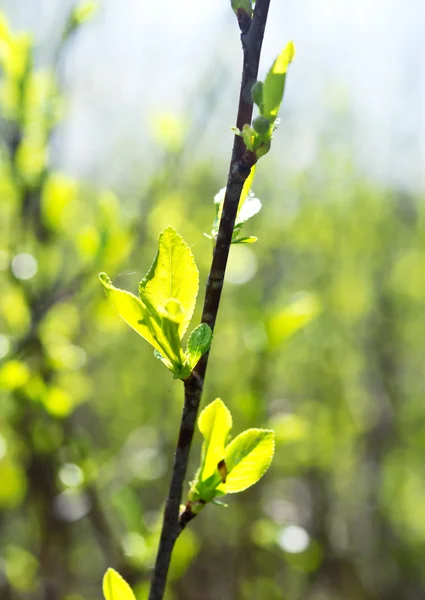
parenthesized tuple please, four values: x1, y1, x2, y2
(1, 1, 425, 599)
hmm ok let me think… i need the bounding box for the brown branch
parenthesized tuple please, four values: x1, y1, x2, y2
(147, 2, 271, 599)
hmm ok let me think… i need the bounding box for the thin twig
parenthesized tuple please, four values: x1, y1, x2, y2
(147, 2, 271, 598)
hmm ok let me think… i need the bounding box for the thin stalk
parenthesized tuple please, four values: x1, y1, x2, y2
(147, 2, 271, 599)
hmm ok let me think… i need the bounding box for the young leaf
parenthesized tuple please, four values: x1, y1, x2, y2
(103, 568, 136, 600)
(212, 165, 258, 240)
(99, 273, 186, 376)
(139, 226, 199, 338)
(156, 299, 189, 377)
(262, 41, 295, 121)
(236, 193, 262, 226)
(198, 399, 232, 481)
(232, 236, 258, 244)
(267, 292, 321, 350)
(217, 428, 275, 494)
(251, 81, 264, 112)
(252, 115, 271, 134)
(185, 323, 213, 371)
(99, 273, 165, 356)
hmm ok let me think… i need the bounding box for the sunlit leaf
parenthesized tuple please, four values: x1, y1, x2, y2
(237, 164, 256, 215)
(100, 273, 163, 352)
(139, 226, 199, 338)
(99, 273, 186, 374)
(232, 236, 258, 244)
(72, 1, 99, 25)
(251, 81, 264, 112)
(218, 429, 275, 494)
(198, 399, 232, 481)
(262, 41, 295, 120)
(151, 113, 185, 152)
(41, 173, 78, 231)
(103, 568, 136, 600)
(0, 360, 30, 390)
(236, 194, 262, 226)
(185, 323, 213, 371)
(213, 165, 258, 238)
(0, 458, 27, 508)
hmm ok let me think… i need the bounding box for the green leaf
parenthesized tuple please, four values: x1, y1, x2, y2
(139, 226, 199, 338)
(242, 124, 256, 150)
(198, 399, 232, 481)
(185, 323, 213, 371)
(267, 292, 321, 350)
(232, 236, 258, 244)
(218, 429, 275, 494)
(72, 1, 98, 25)
(212, 165, 258, 240)
(262, 41, 295, 121)
(157, 299, 190, 377)
(251, 81, 264, 112)
(99, 273, 186, 375)
(103, 568, 136, 600)
(99, 273, 164, 355)
(252, 116, 271, 134)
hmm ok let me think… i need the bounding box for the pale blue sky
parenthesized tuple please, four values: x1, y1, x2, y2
(2, 0, 424, 192)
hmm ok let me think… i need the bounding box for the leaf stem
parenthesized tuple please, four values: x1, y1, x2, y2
(147, 2, 271, 599)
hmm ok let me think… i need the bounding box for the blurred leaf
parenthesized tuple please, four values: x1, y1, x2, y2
(72, 1, 99, 24)
(103, 568, 136, 600)
(65, 1, 99, 38)
(41, 173, 78, 231)
(218, 428, 275, 494)
(0, 286, 30, 333)
(267, 292, 321, 350)
(0, 458, 27, 508)
(16, 134, 47, 181)
(0, 360, 30, 390)
(42, 386, 74, 418)
(4, 546, 37, 591)
(168, 529, 200, 581)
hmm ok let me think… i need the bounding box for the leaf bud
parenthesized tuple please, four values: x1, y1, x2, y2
(252, 116, 271, 134)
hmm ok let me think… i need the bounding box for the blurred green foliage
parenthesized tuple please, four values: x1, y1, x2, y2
(1, 6, 425, 600)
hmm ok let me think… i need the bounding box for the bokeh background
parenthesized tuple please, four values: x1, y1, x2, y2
(1, 1, 425, 599)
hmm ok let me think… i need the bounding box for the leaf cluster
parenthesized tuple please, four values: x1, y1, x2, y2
(186, 398, 274, 513)
(207, 164, 261, 245)
(99, 227, 212, 380)
(233, 41, 295, 159)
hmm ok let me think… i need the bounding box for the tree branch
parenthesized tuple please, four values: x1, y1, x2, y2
(147, 2, 271, 599)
